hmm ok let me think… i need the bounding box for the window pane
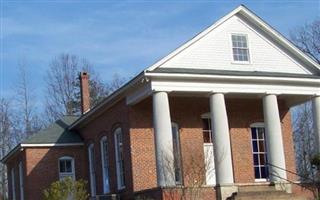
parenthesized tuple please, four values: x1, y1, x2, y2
(252, 141, 258, 152)
(259, 154, 265, 165)
(251, 128, 257, 139)
(65, 160, 72, 173)
(202, 118, 213, 143)
(257, 128, 264, 139)
(261, 167, 267, 178)
(258, 141, 265, 152)
(254, 167, 260, 178)
(59, 160, 65, 173)
(203, 131, 211, 143)
(253, 154, 258, 165)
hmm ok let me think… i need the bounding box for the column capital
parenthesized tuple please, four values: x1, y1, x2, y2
(263, 92, 281, 97)
(209, 91, 228, 95)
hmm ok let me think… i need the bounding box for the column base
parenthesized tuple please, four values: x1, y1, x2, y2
(216, 184, 238, 200)
(273, 182, 292, 193)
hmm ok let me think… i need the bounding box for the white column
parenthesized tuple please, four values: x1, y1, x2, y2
(210, 93, 234, 185)
(263, 94, 287, 182)
(313, 96, 320, 153)
(153, 92, 175, 187)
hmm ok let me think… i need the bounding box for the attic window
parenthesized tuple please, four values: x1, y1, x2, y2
(231, 34, 250, 62)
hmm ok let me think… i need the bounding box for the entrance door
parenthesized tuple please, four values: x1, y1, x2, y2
(202, 118, 216, 185)
(251, 125, 269, 181)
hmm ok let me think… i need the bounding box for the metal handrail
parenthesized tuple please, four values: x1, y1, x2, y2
(266, 162, 319, 194)
(267, 162, 316, 183)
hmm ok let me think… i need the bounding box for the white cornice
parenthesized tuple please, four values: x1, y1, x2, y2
(1, 143, 84, 164)
(20, 143, 84, 147)
(145, 72, 320, 85)
(146, 72, 320, 97)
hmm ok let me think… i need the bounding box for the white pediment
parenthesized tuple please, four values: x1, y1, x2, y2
(147, 6, 320, 76)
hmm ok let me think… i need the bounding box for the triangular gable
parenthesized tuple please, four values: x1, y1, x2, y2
(146, 5, 320, 75)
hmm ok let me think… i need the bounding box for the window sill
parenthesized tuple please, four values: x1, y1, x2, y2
(117, 186, 126, 191)
(231, 61, 251, 65)
(254, 179, 269, 182)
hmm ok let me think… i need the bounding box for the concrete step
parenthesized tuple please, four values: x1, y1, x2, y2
(233, 192, 306, 200)
(231, 185, 308, 200)
(237, 185, 277, 193)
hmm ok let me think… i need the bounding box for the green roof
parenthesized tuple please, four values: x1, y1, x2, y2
(23, 116, 83, 144)
(1, 116, 83, 163)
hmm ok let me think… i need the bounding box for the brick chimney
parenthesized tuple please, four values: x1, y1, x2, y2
(79, 72, 90, 114)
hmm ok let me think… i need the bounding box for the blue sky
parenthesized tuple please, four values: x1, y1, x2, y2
(1, 0, 320, 107)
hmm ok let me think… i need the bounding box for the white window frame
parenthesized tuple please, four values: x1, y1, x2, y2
(171, 122, 183, 185)
(58, 156, 75, 181)
(11, 168, 16, 200)
(88, 144, 97, 196)
(114, 128, 125, 190)
(19, 162, 24, 200)
(250, 122, 269, 182)
(230, 33, 251, 64)
(100, 136, 110, 194)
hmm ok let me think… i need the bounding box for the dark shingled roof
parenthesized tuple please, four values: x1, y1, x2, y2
(23, 116, 83, 144)
(152, 68, 320, 78)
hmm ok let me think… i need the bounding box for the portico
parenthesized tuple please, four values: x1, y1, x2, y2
(126, 68, 320, 199)
(123, 5, 320, 199)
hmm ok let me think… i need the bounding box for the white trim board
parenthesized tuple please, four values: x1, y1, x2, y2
(21, 143, 84, 147)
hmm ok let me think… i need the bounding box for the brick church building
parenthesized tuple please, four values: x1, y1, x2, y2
(2, 5, 320, 200)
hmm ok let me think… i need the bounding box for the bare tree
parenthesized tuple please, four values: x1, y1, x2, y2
(44, 54, 108, 122)
(155, 146, 215, 200)
(105, 73, 127, 95)
(290, 19, 320, 63)
(290, 18, 320, 199)
(292, 103, 315, 180)
(290, 18, 320, 172)
(0, 98, 15, 200)
(44, 53, 128, 123)
(15, 61, 42, 139)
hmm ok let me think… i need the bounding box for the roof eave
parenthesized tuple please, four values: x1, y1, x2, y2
(1, 144, 22, 164)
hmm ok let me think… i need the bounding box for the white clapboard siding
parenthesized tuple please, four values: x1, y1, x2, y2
(158, 14, 312, 75)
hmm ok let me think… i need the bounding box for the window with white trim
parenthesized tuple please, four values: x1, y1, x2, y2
(114, 128, 125, 189)
(11, 168, 16, 200)
(19, 162, 24, 200)
(231, 34, 250, 62)
(172, 123, 182, 185)
(59, 156, 75, 181)
(251, 123, 269, 180)
(88, 144, 97, 196)
(100, 136, 110, 194)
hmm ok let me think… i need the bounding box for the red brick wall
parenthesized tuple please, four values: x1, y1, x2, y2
(79, 99, 134, 199)
(22, 146, 87, 200)
(129, 97, 158, 192)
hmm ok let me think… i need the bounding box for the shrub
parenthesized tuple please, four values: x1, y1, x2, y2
(43, 177, 89, 200)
